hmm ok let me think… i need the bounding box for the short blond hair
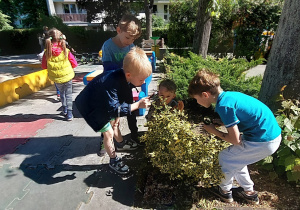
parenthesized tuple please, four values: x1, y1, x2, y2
(118, 14, 141, 39)
(123, 47, 152, 77)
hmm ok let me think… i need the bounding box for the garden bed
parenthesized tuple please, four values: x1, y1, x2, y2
(132, 99, 300, 209)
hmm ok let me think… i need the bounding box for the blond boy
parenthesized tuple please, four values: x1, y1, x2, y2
(75, 47, 152, 174)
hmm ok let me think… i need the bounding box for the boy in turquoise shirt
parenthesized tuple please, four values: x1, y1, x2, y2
(188, 69, 281, 204)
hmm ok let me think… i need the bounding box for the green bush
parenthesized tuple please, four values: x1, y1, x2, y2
(0, 27, 116, 55)
(0, 28, 42, 55)
(141, 103, 229, 186)
(259, 96, 300, 184)
(160, 51, 264, 100)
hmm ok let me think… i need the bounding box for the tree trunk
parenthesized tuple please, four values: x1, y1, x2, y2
(144, 0, 153, 39)
(258, 0, 300, 111)
(192, 0, 212, 58)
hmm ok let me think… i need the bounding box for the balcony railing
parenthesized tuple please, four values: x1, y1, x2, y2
(56, 13, 87, 22)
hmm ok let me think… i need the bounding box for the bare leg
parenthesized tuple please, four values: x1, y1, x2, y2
(102, 128, 116, 158)
(111, 118, 123, 143)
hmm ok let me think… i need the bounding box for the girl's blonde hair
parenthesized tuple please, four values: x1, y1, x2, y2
(45, 28, 68, 60)
(123, 47, 152, 77)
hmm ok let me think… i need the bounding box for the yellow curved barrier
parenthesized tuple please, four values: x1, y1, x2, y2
(0, 69, 53, 107)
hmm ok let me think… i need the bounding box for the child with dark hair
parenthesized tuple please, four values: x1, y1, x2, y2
(146, 79, 184, 120)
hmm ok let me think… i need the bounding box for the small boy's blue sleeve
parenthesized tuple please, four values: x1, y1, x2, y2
(103, 61, 120, 71)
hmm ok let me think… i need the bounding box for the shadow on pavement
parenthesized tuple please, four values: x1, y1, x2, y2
(1, 134, 141, 207)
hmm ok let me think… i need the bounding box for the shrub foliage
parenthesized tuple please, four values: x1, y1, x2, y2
(161, 51, 264, 100)
(141, 103, 229, 187)
(259, 91, 300, 184)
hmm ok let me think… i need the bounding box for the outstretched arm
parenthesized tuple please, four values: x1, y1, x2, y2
(203, 124, 241, 145)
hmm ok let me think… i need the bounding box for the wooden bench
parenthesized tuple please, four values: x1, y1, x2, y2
(141, 38, 165, 50)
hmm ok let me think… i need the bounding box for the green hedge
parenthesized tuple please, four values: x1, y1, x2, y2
(0, 28, 115, 55)
(0, 27, 170, 56)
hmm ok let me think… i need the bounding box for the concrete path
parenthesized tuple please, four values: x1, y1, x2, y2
(244, 64, 266, 78)
(0, 55, 162, 210)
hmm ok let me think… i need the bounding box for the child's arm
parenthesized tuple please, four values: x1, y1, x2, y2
(68, 52, 78, 68)
(131, 97, 150, 111)
(203, 124, 241, 145)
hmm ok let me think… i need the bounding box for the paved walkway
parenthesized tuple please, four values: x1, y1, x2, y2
(0, 54, 161, 210)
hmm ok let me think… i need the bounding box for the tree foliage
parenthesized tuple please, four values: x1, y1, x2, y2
(167, 0, 198, 49)
(0, 10, 13, 30)
(13, 0, 48, 28)
(233, 0, 282, 60)
(0, 0, 18, 28)
(76, 0, 143, 28)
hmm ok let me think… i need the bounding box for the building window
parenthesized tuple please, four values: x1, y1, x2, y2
(70, 4, 76, 13)
(78, 7, 87, 14)
(164, 5, 168, 13)
(153, 5, 157, 13)
(63, 4, 77, 14)
(64, 4, 70, 13)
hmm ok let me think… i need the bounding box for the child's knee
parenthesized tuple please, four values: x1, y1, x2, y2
(102, 129, 114, 140)
(110, 118, 120, 128)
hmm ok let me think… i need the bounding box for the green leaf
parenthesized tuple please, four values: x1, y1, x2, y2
(286, 171, 300, 183)
(284, 118, 293, 132)
(285, 155, 296, 171)
(294, 118, 300, 130)
(263, 155, 273, 164)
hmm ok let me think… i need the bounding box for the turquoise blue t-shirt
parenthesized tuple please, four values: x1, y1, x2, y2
(215, 91, 281, 142)
(101, 38, 134, 71)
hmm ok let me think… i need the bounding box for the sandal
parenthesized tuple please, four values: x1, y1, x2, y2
(109, 158, 129, 174)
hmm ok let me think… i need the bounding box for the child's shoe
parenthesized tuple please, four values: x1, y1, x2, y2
(57, 94, 61, 101)
(61, 106, 67, 116)
(109, 156, 129, 174)
(66, 110, 73, 121)
(233, 187, 259, 204)
(208, 185, 233, 203)
(116, 139, 138, 151)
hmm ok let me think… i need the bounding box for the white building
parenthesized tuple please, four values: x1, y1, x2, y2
(45, 0, 171, 30)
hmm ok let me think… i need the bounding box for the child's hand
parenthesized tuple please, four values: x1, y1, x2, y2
(139, 97, 151, 108)
(177, 101, 184, 111)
